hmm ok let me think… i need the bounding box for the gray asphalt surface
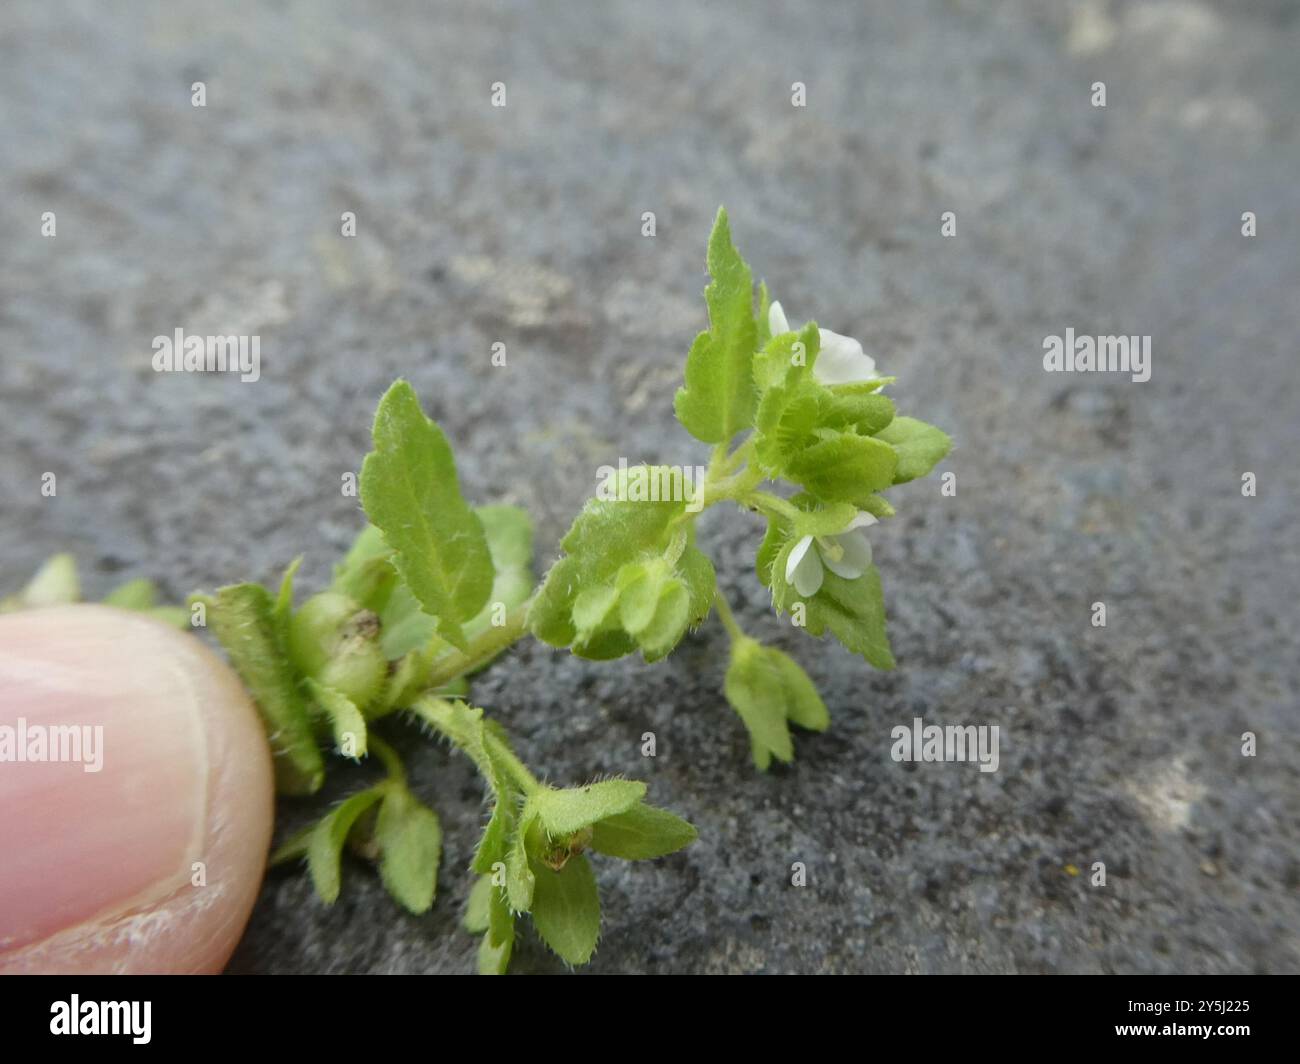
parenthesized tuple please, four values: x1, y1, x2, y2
(1, 0, 1297, 973)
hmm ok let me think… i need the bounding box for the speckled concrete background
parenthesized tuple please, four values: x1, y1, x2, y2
(1, 0, 1297, 973)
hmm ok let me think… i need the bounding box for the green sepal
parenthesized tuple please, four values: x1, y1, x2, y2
(204, 582, 324, 795)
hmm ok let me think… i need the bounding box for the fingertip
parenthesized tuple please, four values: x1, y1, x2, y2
(0, 605, 274, 973)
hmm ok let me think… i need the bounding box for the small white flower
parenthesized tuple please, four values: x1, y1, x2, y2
(769, 300, 878, 385)
(784, 512, 878, 598)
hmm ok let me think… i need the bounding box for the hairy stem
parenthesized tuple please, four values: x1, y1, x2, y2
(422, 599, 533, 692)
(711, 584, 746, 642)
(411, 695, 540, 794)
(367, 732, 408, 787)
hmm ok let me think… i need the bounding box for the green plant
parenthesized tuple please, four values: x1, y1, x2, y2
(5, 208, 950, 972)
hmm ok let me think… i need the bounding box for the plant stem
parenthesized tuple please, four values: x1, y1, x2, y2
(747, 490, 803, 524)
(422, 599, 533, 692)
(411, 695, 541, 794)
(367, 732, 407, 787)
(711, 585, 747, 643)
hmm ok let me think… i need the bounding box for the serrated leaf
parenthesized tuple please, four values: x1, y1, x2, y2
(207, 582, 324, 794)
(305, 678, 367, 758)
(786, 432, 898, 503)
(360, 380, 493, 650)
(673, 207, 758, 444)
(532, 780, 647, 837)
(590, 804, 698, 859)
(375, 788, 442, 914)
(528, 853, 601, 965)
(874, 416, 952, 484)
(307, 788, 386, 903)
(805, 565, 895, 670)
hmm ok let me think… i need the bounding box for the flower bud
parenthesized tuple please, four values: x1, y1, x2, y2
(287, 592, 386, 709)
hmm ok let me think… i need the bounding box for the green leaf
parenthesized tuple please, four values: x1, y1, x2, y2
(821, 391, 895, 437)
(307, 788, 386, 903)
(528, 478, 699, 658)
(506, 808, 539, 912)
(305, 678, 367, 758)
(485, 875, 516, 951)
(331, 525, 397, 611)
(724, 638, 795, 770)
(673, 207, 758, 444)
(375, 788, 442, 914)
(478, 912, 514, 975)
(206, 583, 324, 794)
(146, 606, 191, 629)
(359, 380, 493, 650)
(754, 322, 818, 393)
(768, 647, 830, 731)
(874, 416, 952, 484)
(804, 565, 895, 670)
(532, 780, 647, 837)
(378, 582, 443, 660)
(377, 643, 437, 713)
(103, 578, 155, 610)
(272, 556, 302, 636)
(460, 504, 535, 655)
(590, 804, 698, 859)
(785, 432, 897, 503)
(756, 280, 772, 348)
(464, 875, 493, 933)
(18, 553, 80, 607)
(528, 853, 601, 965)
(268, 822, 314, 867)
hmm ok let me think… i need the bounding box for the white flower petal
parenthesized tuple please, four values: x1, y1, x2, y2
(785, 535, 824, 598)
(768, 300, 791, 336)
(813, 329, 877, 385)
(821, 530, 873, 580)
(843, 512, 878, 533)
